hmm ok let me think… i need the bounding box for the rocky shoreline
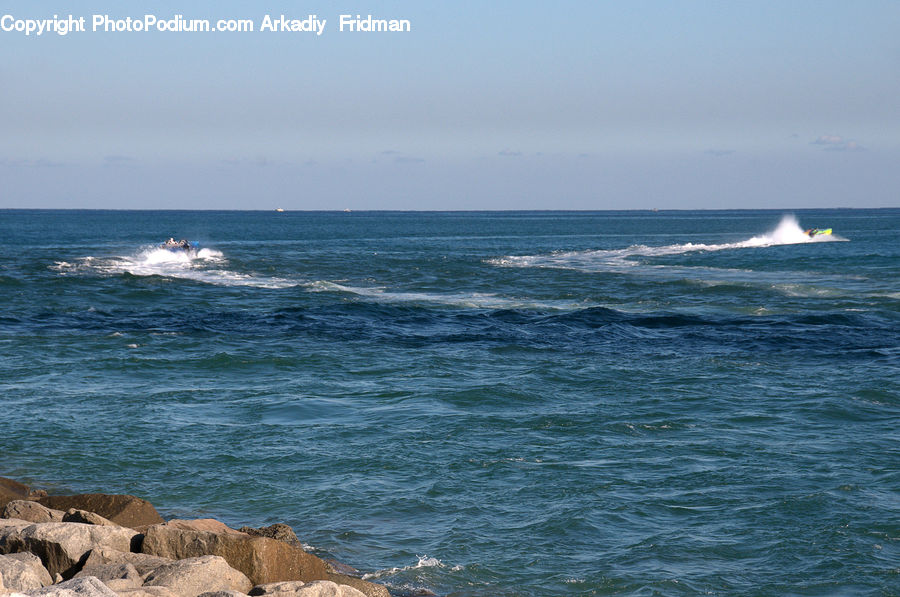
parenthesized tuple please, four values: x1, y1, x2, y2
(0, 477, 394, 597)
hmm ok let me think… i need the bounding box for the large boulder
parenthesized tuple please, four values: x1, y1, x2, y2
(238, 525, 302, 549)
(28, 575, 118, 596)
(38, 495, 164, 530)
(3, 500, 66, 524)
(81, 546, 174, 578)
(73, 560, 144, 592)
(249, 580, 366, 597)
(142, 525, 327, 586)
(112, 588, 181, 597)
(0, 551, 54, 590)
(154, 519, 245, 535)
(237, 528, 388, 596)
(74, 561, 142, 584)
(324, 573, 390, 597)
(0, 518, 33, 552)
(0, 478, 33, 510)
(62, 509, 117, 527)
(0, 522, 140, 579)
(142, 555, 252, 597)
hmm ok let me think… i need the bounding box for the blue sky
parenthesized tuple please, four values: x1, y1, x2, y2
(1, 1, 898, 209)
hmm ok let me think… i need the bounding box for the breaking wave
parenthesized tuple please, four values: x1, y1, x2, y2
(362, 555, 459, 580)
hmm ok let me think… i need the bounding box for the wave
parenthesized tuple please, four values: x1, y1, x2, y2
(306, 280, 593, 311)
(362, 555, 459, 580)
(490, 215, 847, 273)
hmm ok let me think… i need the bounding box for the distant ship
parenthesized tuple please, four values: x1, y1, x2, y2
(275, 208, 284, 212)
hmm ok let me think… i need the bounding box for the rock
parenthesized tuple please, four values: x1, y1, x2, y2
(248, 581, 306, 596)
(249, 580, 366, 597)
(324, 573, 390, 597)
(0, 552, 54, 590)
(142, 525, 327, 586)
(28, 575, 118, 596)
(37, 495, 164, 530)
(3, 501, 66, 524)
(154, 519, 245, 535)
(237, 525, 301, 549)
(104, 577, 144, 591)
(74, 561, 141, 585)
(81, 547, 174, 579)
(0, 478, 32, 510)
(0, 522, 140, 579)
(62, 510, 117, 527)
(143, 555, 252, 597)
(0, 518, 36, 553)
(196, 592, 250, 597)
(113, 588, 181, 597)
(322, 561, 358, 577)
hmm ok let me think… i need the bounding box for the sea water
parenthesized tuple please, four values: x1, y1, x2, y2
(1, 209, 898, 596)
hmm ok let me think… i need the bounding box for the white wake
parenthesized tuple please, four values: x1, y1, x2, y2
(490, 215, 845, 272)
(53, 245, 301, 289)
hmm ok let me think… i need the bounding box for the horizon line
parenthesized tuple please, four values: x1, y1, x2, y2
(1, 206, 892, 213)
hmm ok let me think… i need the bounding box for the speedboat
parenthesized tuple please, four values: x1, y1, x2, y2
(804, 228, 832, 238)
(161, 238, 199, 253)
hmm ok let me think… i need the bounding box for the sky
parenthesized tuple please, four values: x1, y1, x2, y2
(1, 1, 898, 210)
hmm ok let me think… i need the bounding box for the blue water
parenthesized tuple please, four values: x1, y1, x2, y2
(1, 209, 898, 596)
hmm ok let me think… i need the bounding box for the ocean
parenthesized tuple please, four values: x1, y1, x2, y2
(1, 209, 898, 596)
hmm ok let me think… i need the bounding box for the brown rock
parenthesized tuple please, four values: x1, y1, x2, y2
(142, 525, 327, 586)
(0, 552, 54, 590)
(322, 560, 359, 576)
(115, 588, 182, 597)
(74, 561, 141, 584)
(62, 509, 117, 527)
(325, 573, 390, 597)
(143, 555, 252, 597)
(0, 478, 32, 510)
(1, 522, 140, 579)
(105, 577, 146, 591)
(196, 592, 251, 597)
(250, 580, 366, 597)
(237, 524, 302, 548)
(2, 500, 65, 524)
(28, 575, 119, 596)
(157, 519, 245, 535)
(0, 518, 36, 553)
(248, 580, 307, 596)
(82, 546, 175, 578)
(38, 494, 164, 530)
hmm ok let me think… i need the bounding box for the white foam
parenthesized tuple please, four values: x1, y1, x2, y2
(743, 214, 841, 247)
(307, 280, 595, 310)
(362, 555, 450, 580)
(60, 245, 303, 289)
(140, 246, 225, 265)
